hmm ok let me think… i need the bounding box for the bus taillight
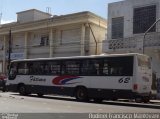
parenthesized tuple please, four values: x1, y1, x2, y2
(133, 84, 138, 90)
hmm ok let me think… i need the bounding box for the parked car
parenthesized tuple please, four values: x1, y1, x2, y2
(0, 74, 7, 92)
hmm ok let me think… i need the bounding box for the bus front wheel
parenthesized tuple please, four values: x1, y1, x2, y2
(18, 84, 27, 96)
(75, 87, 88, 102)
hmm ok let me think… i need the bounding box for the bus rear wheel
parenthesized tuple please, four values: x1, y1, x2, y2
(75, 87, 88, 102)
(142, 97, 150, 103)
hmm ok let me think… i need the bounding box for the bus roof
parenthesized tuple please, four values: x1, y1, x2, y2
(11, 53, 149, 62)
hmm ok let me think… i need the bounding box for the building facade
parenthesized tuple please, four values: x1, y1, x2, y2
(0, 9, 107, 74)
(103, 0, 160, 97)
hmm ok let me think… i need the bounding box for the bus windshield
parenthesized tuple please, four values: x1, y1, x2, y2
(138, 55, 151, 69)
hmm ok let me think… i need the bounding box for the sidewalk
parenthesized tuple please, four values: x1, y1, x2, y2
(150, 99, 160, 104)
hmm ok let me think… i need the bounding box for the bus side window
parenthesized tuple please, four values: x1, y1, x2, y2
(49, 61, 61, 75)
(110, 67, 122, 76)
(89, 60, 101, 76)
(81, 60, 100, 76)
(17, 62, 29, 75)
(105, 57, 133, 76)
(28, 63, 39, 75)
(102, 60, 109, 76)
(81, 60, 89, 75)
(43, 63, 50, 75)
(61, 63, 66, 75)
(29, 62, 44, 75)
(28, 63, 34, 75)
(65, 61, 80, 75)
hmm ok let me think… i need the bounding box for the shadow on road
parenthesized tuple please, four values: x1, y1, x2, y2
(11, 93, 160, 109)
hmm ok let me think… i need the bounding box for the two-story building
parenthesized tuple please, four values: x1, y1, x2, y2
(0, 9, 107, 74)
(103, 0, 160, 97)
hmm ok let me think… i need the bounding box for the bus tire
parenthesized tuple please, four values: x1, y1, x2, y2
(142, 97, 150, 103)
(2, 86, 6, 92)
(135, 97, 142, 103)
(111, 97, 118, 101)
(93, 98, 103, 103)
(18, 84, 27, 96)
(75, 87, 88, 102)
(37, 93, 44, 97)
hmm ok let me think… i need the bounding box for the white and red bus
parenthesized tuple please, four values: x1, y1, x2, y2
(6, 53, 152, 102)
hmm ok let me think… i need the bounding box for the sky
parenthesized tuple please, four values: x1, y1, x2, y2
(0, 0, 121, 24)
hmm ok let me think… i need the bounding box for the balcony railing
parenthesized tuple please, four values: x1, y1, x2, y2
(108, 37, 137, 49)
(105, 32, 160, 50)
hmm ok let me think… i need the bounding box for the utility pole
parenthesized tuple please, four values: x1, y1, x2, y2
(8, 28, 11, 69)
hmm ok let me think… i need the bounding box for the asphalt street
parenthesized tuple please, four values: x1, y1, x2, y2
(0, 92, 159, 113)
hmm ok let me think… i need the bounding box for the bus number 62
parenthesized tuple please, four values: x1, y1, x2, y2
(118, 77, 130, 83)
